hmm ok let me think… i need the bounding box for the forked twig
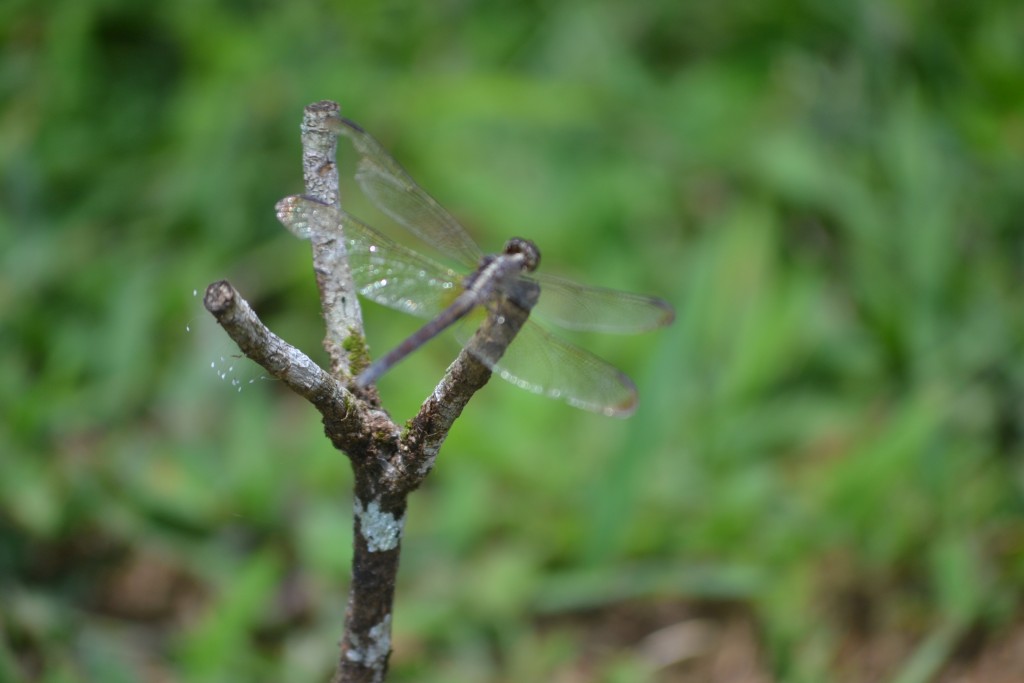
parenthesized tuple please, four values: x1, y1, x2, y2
(204, 100, 533, 683)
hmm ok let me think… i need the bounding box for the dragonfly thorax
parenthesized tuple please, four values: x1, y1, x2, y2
(502, 237, 541, 273)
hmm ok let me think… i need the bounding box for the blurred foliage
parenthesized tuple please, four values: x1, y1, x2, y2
(2, 0, 1023, 681)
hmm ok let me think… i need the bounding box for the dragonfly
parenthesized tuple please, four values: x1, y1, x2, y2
(275, 117, 674, 417)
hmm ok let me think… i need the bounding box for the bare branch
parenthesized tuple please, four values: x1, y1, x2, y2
(207, 103, 537, 683)
(403, 285, 540, 478)
(202, 280, 370, 440)
(301, 101, 342, 209)
(301, 101, 368, 380)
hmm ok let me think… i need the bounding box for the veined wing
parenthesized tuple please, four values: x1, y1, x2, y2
(456, 313, 639, 418)
(276, 196, 463, 319)
(329, 117, 484, 268)
(529, 272, 675, 333)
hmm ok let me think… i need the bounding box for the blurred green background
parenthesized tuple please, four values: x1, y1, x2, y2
(3, 0, 1023, 681)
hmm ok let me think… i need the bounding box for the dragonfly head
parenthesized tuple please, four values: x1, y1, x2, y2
(503, 237, 541, 273)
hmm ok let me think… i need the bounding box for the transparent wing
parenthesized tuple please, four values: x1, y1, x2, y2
(332, 118, 676, 334)
(455, 313, 639, 418)
(276, 196, 464, 319)
(529, 272, 676, 333)
(330, 117, 484, 268)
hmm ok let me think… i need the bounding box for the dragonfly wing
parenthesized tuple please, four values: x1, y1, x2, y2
(276, 196, 463, 319)
(455, 313, 639, 417)
(529, 272, 675, 333)
(331, 117, 484, 268)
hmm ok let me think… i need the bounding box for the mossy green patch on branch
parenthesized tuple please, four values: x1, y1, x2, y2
(343, 328, 372, 375)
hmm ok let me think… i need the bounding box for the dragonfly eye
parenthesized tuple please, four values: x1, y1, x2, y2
(503, 237, 541, 272)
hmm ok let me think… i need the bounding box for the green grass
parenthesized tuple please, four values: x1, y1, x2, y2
(2, 0, 1023, 681)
